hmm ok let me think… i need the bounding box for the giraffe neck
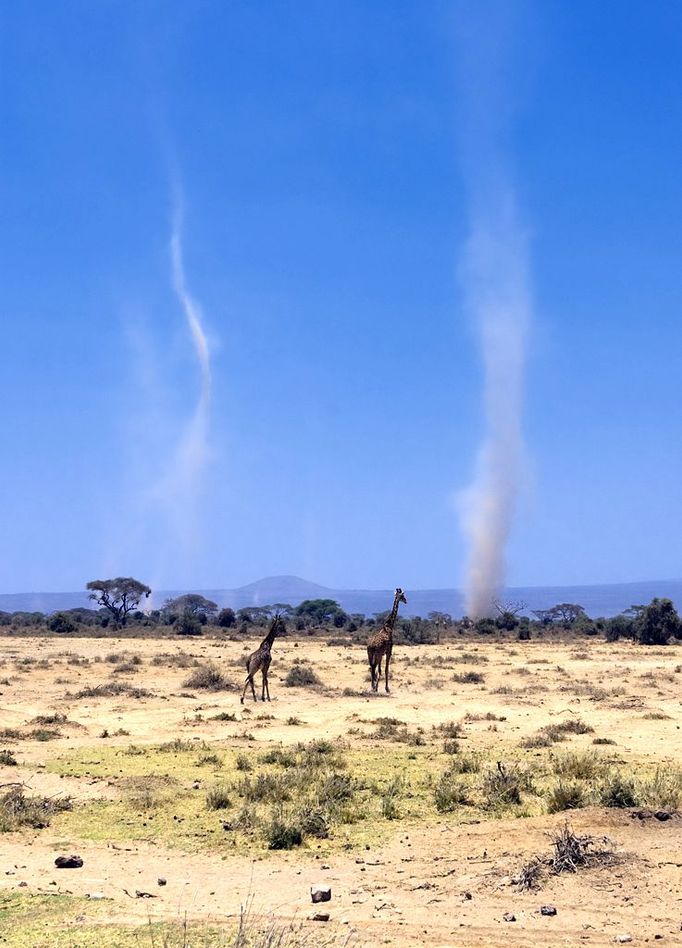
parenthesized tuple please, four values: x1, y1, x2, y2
(384, 594, 401, 637)
(260, 623, 278, 651)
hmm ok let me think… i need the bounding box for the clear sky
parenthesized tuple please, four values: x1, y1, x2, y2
(2, 1, 682, 594)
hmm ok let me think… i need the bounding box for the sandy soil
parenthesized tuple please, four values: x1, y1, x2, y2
(1, 634, 682, 946)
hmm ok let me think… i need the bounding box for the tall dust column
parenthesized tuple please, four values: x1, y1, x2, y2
(460, 195, 531, 617)
(455, 3, 534, 618)
(148, 197, 213, 558)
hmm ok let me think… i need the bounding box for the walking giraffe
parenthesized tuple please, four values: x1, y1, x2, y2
(366, 588, 407, 693)
(240, 614, 285, 704)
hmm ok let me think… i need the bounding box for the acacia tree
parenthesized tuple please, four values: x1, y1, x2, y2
(295, 599, 347, 626)
(86, 577, 151, 626)
(163, 594, 218, 622)
(533, 603, 586, 626)
(636, 598, 680, 645)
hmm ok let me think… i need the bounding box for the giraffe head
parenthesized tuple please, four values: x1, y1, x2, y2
(395, 588, 407, 605)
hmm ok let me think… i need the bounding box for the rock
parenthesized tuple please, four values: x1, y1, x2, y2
(157, 878, 167, 886)
(540, 905, 557, 916)
(503, 913, 516, 922)
(311, 884, 332, 904)
(55, 855, 83, 869)
(615, 937, 633, 944)
(87, 892, 105, 900)
(463, 892, 473, 900)
(311, 912, 330, 922)
(18, 881, 27, 888)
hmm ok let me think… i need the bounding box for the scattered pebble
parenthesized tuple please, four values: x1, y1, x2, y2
(540, 905, 557, 916)
(615, 937, 633, 944)
(311, 912, 330, 922)
(157, 878, 167, 886)
(503, 913, 516, 922)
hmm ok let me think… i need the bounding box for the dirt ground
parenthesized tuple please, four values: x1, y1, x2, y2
(1, 634, 682, 946)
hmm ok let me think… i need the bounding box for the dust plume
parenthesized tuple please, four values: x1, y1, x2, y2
(455, 2, 534, 618)
(144, 192, 213, 586)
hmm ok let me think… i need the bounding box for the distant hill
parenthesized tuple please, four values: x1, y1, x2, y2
(3, 575, 682, 619)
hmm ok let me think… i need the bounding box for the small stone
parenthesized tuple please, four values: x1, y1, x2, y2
(615, 937, 633, 944)
(55, 855, 83, 869)
(463, 892, 472, 900)
(311, 884, 332, 904)
(503, 913, 516, 922)
(311, 912, 330, 922)
(87, 892, 105, 900)
(157, 878, 167, 886)
(540, 905, 557, 916)
(18, 881, 27, 888)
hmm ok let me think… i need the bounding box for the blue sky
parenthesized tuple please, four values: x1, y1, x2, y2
(2, 1, 682, 594)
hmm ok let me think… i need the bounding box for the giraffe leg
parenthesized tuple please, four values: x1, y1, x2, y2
(240, 676, 251, 704)
(264, 672, 271, 701)
(250, 675, 257, 702)
(384, 654, 390, 693)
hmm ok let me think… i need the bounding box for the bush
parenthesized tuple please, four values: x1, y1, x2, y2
(453, 671, 485, 685)
(636, 598, 680, 645)
(446, 752, 482, 775)
(267, 814, 303, 850)
(552, 751, 602, 781)
(175, 612, 203, 636)
(285, 664, 321, 688)
(74, 682, 151, 699)
(49, 612, 76, 634)
(547, 781, 587, 813)
(637, 767, 682, 809)
(217, 608, 236, 628)
(434, 771, 469, 812)
(0, 750, 17, 766)
(300, 807, 330, 838)
(482, 762, 530, 807)
(183, 664, 230, 691)
(0, 789, 72, 832)
(599, 772, 638, 808)
(206, 785, 231, 810)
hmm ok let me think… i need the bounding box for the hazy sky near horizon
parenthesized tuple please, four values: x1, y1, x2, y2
(2, 1, 682, 594)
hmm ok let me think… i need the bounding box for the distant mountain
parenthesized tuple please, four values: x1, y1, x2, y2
(3, 575, 682, 619)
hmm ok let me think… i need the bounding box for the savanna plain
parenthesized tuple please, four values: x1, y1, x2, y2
(1, 634, 682, 947)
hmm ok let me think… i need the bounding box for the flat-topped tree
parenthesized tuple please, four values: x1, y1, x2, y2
(86, 577, 151, 627)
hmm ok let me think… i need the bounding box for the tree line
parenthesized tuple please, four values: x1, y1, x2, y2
(1, 576, 681, 647)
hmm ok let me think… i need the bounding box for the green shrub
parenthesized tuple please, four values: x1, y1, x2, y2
(285, 664, 321, 687)
(267, 814, 303, 849)
(434, 771, 469, 812)
(183, 664, 230, 690)
(547, 781, 587, 813)
(482, 762, 530, 807)
(206, 785, 231, 810)
(599, 772, 638, 808)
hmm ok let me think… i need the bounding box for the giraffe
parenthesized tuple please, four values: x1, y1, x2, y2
(366, 587, 407, 693)
(240, 614, 285, 704)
